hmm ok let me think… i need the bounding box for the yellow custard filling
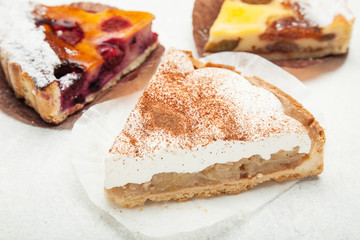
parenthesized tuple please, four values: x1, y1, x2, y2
(209, 0, 291, 37)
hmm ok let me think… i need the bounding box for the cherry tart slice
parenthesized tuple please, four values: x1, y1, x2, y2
(0, 2, 158, 124)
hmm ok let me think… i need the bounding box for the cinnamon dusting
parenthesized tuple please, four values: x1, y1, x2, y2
(109, 49, 309, 157)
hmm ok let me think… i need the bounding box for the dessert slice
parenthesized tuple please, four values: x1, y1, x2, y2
(0, 2, 158, 124)
(105, 48, 325, 208)
(199, 0, 354, 60)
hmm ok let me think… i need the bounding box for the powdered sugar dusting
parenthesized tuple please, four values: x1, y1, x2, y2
(58, 73, 80, 91)
(0, 1, 60, 88)
(110, 48, 309, 158)
(294, 0, 354, 27)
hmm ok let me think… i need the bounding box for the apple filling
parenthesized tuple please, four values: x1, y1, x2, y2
(107, 147, 305, 199)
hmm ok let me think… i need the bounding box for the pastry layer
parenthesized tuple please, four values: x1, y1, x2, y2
(205, 0, 354, 60)
(105, 49, 325, 207)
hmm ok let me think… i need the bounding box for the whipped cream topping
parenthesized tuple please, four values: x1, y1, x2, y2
(293, 0, 354, 27)
(105, 48, 312, 188)
(0, 1, 60, 88)
(106, 135, 310, 188)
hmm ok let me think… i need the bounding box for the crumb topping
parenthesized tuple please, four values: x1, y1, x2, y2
(110, 48, 308, 157)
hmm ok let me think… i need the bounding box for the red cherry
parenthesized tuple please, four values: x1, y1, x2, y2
(54, 62, 84, 79)
(97, 43, 125, 69)
(101, 17, 131, 32)
(51, 20, 84, 46)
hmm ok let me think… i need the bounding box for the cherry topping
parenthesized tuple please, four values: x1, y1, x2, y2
(97, 42, 125, 70)
(101, 17, 132, 32)
(54, 62, 84, 79)
(51, 20, 84, 46)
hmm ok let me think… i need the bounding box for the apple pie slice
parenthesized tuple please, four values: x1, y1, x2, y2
(201, 0, 354, 60)
(0, 2, 158, 124)
(105, 48, 325, 208)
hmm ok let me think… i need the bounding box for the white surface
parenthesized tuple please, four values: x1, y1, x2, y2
(1, 0, 360, 239)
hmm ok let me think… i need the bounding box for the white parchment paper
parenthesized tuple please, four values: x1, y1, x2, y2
(71, 52, 314, 238)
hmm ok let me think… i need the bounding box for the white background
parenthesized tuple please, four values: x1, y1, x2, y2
(1, 0, 360, 239)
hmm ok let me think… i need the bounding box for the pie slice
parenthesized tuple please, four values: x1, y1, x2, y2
(105, 48, 325, 208)
(198, 0, 354, 60)
(0, 2, 158, 124)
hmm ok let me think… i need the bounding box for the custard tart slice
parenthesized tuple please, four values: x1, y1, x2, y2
(198, 0, 354, 60)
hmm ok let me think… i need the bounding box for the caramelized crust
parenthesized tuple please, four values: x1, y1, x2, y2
(33, 4, 154, 72)
(260, 17, 335, 42)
